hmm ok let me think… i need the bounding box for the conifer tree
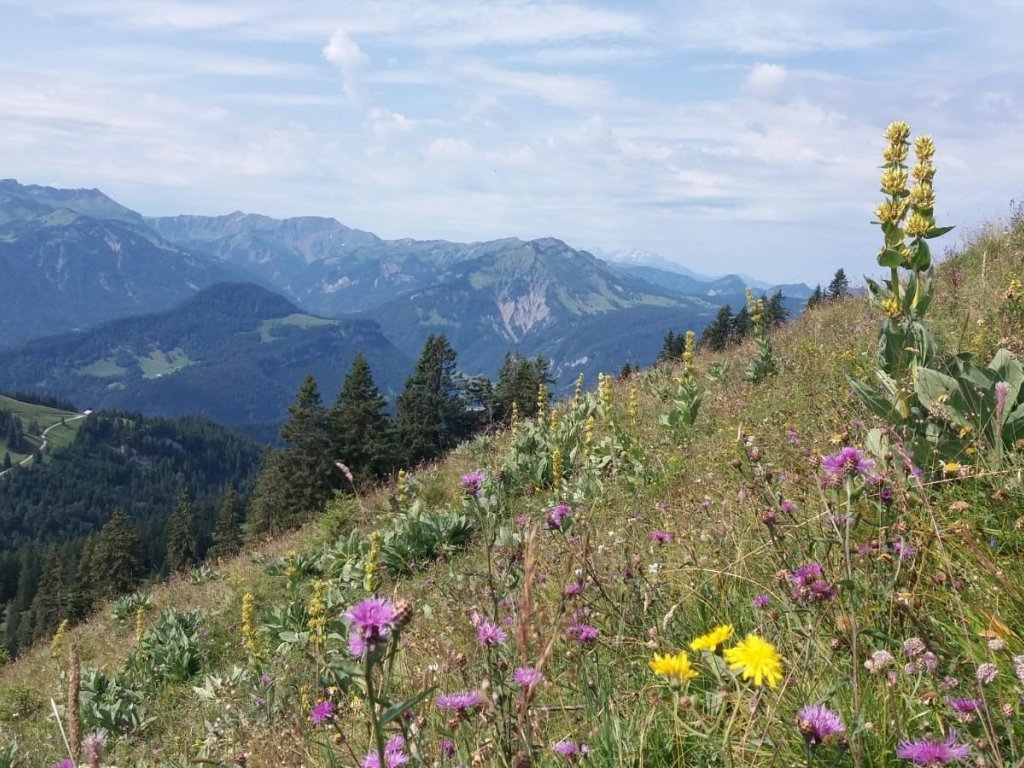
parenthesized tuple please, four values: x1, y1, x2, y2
(93, 508, 139, 598)
(395, 334, 474, 465)
(764, 290, 790, 328)
(827, 268, 850, 300)
(806, 284, 824, 308)
(700, 305, 734, 351)
(245, 449, 288, 541)
(208, 486, 242, 559)
(29, 545, 66, 641)
(165, 488, 198, 573)
(494, 352, 552, 420)
(279, 374, 334, 519)
(326, 354, 395, 487)
(2, 452, 9, 469)
(72, 536, 99, 618)
(731, 305, 752, 342)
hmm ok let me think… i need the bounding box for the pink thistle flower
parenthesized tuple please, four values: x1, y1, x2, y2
(362, 734, 410, 768)
(476, 620, 507, 646)
(346, 597, 398, 658)
(513, 667, 545, 688)
(821, 447, 875, 482)
(895, 731, 970, 765)
(436, 690, 484, 713)
(797, 704, 845, 746)
(311, 699, 335, 724)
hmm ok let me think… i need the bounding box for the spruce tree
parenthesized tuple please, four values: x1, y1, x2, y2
(326, 354, 395, 487)
(494, 352, 552, 420)
(731, 305, 752, 342)
(827, 268, 850, 300)
(279, 374, 334, 520)
(764, 290, 790, 328)
(806, 284, 824, 308)
(245, 449, 288, 541)
(165, 488, 198, 573)
(93, 508, 139, 598)
(395, 334, 473, 465)
(700, 305, 734, 351)
(209, 486, 242, 559)
(29, 545, 66, 641)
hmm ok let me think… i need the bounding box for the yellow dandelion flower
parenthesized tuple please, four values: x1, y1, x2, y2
(690, 624, 734, 653)
(724, 634, 783, 688)
(649, 651, 698, 683)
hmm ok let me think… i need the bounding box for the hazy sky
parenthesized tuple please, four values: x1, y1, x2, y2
(2, 1, 1022, 283)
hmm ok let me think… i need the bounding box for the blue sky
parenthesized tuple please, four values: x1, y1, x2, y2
(1, 1, 1022, 284)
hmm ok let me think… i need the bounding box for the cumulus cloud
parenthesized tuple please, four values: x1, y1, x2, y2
(323, 29, 369, 102)
(745, 63, 787, 92)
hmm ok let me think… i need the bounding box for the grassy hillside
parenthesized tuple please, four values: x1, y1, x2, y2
(0, 207, 1022, 766)
(0, 393, 82, 469)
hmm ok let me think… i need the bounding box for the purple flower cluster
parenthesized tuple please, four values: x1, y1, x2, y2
(566, 623, 599, 643)
(346, 597, 398, 657)
(797, 704, 846, 746)
(788, 562, 835, 605)
(546, 503, 573, 530)
(896, 731, 970, 765)
(650, 529, 675, 544)
(945, 697, 983, 718)
(752, 594, 771, 609)
(553, 741, 590, 761)
(513, 666, 545, 688)
(460, 469, 485, 496)
(476, 619, 508, 646)
(362, 734, 410, 768)
(821, 446, 876, 483)
(311, 699, 335, 724)
(436, 690, 485, 714)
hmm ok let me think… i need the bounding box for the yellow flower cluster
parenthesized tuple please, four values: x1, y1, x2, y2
(689, 623, 734, 652)
(307, 579, 327, 647)
(135, 604, 146, 645)
(364, 531, 381, 593)
(649, 651, 698, 685)
(652, 627, 783, 690)
(574, 372, 585, 402)
(397, 468, 408, 507)
(536, 382, 550, 417)
(629, 387, 639, 427)
(510, 401, 520, 439)
(551, 447, 563, 494)
(241, 592, 258, 660)
(598, 373, 613, 413)
(682, 331, 696, 371)
(723, 633, 784, 688)
(584, 416, 595, 451)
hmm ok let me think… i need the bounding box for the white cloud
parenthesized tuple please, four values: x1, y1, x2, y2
(323, 28, 369, 102)
(745, 63, 787, 92)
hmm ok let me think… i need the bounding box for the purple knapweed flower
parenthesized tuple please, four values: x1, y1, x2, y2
(797, 704, 846, 746)
(51, 761, 75, 768)
(515, 514, 530, 526)
(945, 697, 983, 716)
(567, 623, 599, 643)
(786, 428, 800, 445)
(864, 649, 895, 674)
(895, 731, 970, 765)
(891, 540, 917, 560)
(780, 500, 797, 513)
(903, 637, 926, 658)
(476, 619, 507, 646)
(346, 597, 398, 657)
(362, 734, 410, 768)
(513, 666, 545, 688)
(752, 594, 771, 609)
(311, 699, 335, 724)
(650, 530, 674, 544)
(259, 673, 273, 684)
(553, 741, 590, 761)
(436, 690, 485, 713)
(460, 469, 485, 496)
(546, 503, 573, 530)
(789, 562, 835, 604)
(880, 486, 894, 505)
(441, 738, 455, 758)
(821, 446, 876, 482)
(563, 583, 584, 597)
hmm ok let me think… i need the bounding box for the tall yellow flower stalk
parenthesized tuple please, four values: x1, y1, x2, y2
(241, 592, 259, 663)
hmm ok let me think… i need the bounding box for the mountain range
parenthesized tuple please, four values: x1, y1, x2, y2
(0, 179, 810, 428)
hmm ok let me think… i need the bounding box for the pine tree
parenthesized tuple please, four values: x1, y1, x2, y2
(71, 536, 99, 618)
(208, 486, 242, 560)
(827, 268, 850, 300)
(2, 452, 9, 469)
(165, 488, 198, 573)
(395, 334, 474, 465)
(764, 290, 790, 328)
(731, 305, 752, 342)
(93, 508, 139, 598)
(326, 354, 395, 487)
(279, 374, 334, 520)
(494, 352, 552, 421)
(700, 305, 734, 351)
(29, 545, 66, 641)
(245, 449, 287, 542)
(806, 284, 824, 308)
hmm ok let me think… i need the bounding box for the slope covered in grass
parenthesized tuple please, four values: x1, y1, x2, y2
(0, 209, 1022, 767)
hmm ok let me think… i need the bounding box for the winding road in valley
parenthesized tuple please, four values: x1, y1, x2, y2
(0, 412, 88, 478)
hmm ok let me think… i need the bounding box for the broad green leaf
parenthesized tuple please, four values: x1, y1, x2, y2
(924, 225, 955, 239)
(381, 686, 436, 726)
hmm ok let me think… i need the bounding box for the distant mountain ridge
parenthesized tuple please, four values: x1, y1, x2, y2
(1, 179, 811, 419)
(0, 282, 409, 432)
